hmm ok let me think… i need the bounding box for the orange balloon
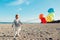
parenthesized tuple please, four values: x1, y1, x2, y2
(39, 14, 44, 19)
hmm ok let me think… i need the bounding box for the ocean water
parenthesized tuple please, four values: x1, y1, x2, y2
(0, 22, 40, 24)
(0, 22, 12, 24)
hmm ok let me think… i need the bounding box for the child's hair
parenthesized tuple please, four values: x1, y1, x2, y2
(15, 14, 19, 17)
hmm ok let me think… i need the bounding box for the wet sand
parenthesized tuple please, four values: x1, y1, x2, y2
(0, 23, 60, 40)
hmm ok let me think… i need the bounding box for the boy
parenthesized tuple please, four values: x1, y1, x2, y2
(12, 14, 22, 40)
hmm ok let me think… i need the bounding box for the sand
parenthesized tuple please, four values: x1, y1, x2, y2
(0, 23, 60, 40)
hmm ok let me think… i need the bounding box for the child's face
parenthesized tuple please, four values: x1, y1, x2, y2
(16, 15, 19, 19)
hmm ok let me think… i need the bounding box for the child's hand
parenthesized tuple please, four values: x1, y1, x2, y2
(12, 25, 13, 27)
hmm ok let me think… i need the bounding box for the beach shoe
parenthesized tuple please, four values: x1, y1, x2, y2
(13, 38, 16, 40)
(16, 34, 19, 37)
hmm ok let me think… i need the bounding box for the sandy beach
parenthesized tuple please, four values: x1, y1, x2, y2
(0, 23, 60, 40)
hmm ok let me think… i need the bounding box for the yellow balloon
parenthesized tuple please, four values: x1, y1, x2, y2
(46, 16, 53, 22)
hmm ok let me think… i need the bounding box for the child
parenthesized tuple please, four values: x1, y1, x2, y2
(12, 14, 22, 40)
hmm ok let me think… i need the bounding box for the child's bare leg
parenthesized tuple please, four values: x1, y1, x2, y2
(14, 31, 17, 38)
(13, 27, 17, 38)
(17, 27, 21, 36)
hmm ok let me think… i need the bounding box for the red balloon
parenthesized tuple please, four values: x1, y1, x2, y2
(39, 14, 47, 24)
(40, 17, 47, 24)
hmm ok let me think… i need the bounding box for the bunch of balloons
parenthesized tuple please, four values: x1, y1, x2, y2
(39, 8, 55, 23)
(46, 8, 55, 22)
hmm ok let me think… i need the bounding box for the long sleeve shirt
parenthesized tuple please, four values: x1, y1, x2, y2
(12, 19, 22, 27)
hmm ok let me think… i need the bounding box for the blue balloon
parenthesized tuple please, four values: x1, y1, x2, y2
(48, 8, 55, 13)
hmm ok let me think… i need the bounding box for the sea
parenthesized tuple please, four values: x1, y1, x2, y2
(0, 22, 12, 24)
(0, 22, 40, 24)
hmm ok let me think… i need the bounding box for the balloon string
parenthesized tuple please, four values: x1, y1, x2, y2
(23, 18, 39, 22)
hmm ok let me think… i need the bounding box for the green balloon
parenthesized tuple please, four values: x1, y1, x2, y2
(48, 13, 55, 17)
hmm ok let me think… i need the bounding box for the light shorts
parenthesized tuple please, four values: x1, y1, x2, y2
(15, 26, 21, 31)
(13, 26, 21, 35)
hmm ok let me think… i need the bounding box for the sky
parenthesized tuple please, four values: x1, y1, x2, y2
(0, 0, 60, 23)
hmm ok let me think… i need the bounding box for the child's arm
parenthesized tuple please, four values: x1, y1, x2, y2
(12, 20, 15, 27)
(19, 21, 23, 25)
